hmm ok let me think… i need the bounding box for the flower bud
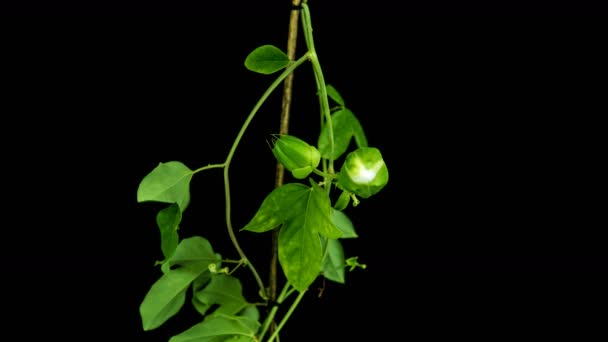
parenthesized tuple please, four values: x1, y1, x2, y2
(337, 147, 388, 198)
(272, 135, 321, 179)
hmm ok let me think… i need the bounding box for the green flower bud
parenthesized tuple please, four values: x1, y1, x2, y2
(337, 147, 388, 198)
(272, 135, 321, 179)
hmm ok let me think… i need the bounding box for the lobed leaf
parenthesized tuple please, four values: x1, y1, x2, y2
(244, 182, 341, 290)
(241, 183, 308, 233)
(279, 218, 323, 292)
(309, 181, 342, 239)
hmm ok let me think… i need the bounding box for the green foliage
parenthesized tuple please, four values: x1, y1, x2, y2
(155, 203, 181, 265)
(160, 236, 219, 274)
(193, 274, 255, 316)
(351, 114, 368, 149)
(279, 219, 322, 292)
(306, 181, 343, 239)
(137, 3, 388, 341)
(140, 266, 200, 331)
(321, 238, 345, 283)
(244, 45, 290, 75)
(244, 180, 342, 291)
(140, 237, 220, 331)
(169, 314, 260, 342)
(330, 209, 358, 238)
(326, 84, 345, 106)
(318, 108, 368, 160)
(137, 161, 193, 211)
(241, 183, 308, 233)
(333, 190, 351, 211)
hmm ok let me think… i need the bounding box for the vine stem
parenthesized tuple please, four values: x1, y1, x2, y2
(301, 2, 335, 192)
(312, 168, 337, 179)
(192, 163, 225, 174)
(223, 53, 310, 300)
(265, 289, 308, 342)
(258, 282, 292, 341)
(269, 0, 302, 333)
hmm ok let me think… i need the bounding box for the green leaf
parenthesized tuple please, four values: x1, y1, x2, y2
(162, 236, 220, 274)
(241, 183, 308, 233)
(330, 209, 358, 238)
(193, 274, 249, 316)
(244, 182, 339, 290)
(238, 305, 260, 322)
(231, 335, 257, 342)
(191, 271, 213, 316)
(333, 190, 351, 211)
(230, 337, 257, 342)
(326, 84, 345, 107)
(309, 181, 342, 239)
(279, 218, 323, 292)
(140, 265, 207, 331)
(350, 113, 368, 148)
(244, 45, 290, 75)
(155, 203, 181, 264)
(317, 108, 369, 160)
(321, 239, 345, 284)
(137, 161, 193, 212)
(169, 314, 260, 342)
(141, 237, 219, 331)
(318, 109, 354, 160)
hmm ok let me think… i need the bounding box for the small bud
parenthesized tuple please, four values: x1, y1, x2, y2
(337, 147, 388, 198)
(272, 135, 321, 179)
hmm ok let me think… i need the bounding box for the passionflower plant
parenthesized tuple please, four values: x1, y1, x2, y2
(272, 134, 321, 179)
(337, 147, 388, 198)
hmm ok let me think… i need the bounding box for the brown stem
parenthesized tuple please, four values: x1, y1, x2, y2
(269, 0, 302, 333)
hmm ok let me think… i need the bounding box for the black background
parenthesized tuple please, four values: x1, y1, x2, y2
(3, 1, 607, 341)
